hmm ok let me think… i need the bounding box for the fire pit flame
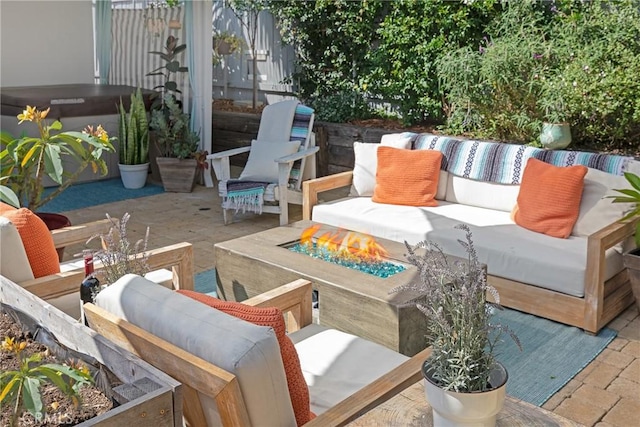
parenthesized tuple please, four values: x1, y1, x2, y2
(290, 225, 405, 279)
(300, 224, 390, 261)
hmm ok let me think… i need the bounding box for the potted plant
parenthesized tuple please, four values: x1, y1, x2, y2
(213, 30, 245, 57)
(538, 78, 572, 150)
(390, 224, 520, 426)
(0, 106, 115, 238)
(146, 34, 189, 181)
(117, 88, 150, 189)
(609, 172, 640, 310)
(86, 212, 151, 287)
(149, 94, 201, 192)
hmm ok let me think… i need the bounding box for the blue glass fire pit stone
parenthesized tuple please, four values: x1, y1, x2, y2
(288, 243, 406, 278)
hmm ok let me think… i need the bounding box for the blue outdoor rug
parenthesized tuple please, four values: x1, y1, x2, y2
(492, 307, 616, 406)
(195, 268, 218, 297)
(40, 178, 165, 213)
(192, 268, 616, 407)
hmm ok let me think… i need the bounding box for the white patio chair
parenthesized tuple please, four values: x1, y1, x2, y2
(207, 100, 318, 225)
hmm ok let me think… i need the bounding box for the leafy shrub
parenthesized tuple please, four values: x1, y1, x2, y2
(368, 0, 503, 126)
(310, 90, 374, 123)
(437, 1, 558, 142)
(549, 1, 640, 150)
(438, 0, 640, 148)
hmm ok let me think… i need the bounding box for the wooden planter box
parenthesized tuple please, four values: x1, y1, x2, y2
(0, 276, 183, 426)
(156, 157, 197, 193)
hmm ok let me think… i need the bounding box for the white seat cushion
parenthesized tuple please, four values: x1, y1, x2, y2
(0, 216, 35, 282)
(289, 323, 408, 415)
(312, 197, 623, 297)
(95, 274, 296, 426)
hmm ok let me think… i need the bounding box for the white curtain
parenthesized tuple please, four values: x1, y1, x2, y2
(95, 0, 112, 84)
(110, 6, 189, 108)
(185, 0, 214, 187)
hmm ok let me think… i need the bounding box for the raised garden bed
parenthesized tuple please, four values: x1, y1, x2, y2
(0, 276, 183, 426)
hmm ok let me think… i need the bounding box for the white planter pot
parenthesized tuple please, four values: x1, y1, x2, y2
(423, 361, 508, 427)
(118, 163, 149, 189)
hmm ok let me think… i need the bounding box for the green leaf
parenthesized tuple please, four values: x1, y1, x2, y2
(624, 173, 640, 192)
(43, 144, 64, 184)
(0, 375, 20, 403)
(22, 376, 44, 417)
(0, 185, 20, 207)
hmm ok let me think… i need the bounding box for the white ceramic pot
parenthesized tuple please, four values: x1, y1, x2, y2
(118, 163, 149, 189)
(423, 361, 508, 427)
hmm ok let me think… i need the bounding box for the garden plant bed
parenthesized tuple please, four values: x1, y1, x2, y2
(0, 311, 114, 426)
(0, 276, 183, 427)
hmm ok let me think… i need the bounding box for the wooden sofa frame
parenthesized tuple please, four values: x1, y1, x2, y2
(302, 170, 638, 334)
(84, 279, 432, 426)
(18, 219, 195, 301)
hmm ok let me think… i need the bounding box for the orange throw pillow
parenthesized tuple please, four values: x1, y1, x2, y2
(177, 290, 312, 426)
(0, 207, 61, 278)
(512, 158, 587, 238)
(372, 147, 442, 207)
(0, 202, 17, 214)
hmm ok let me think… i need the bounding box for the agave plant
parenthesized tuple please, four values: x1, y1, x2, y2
(117, 88, 150, 166)
(609, 172, 640, 247)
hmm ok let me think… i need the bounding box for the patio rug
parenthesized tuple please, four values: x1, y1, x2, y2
(192, 268, 616, 407)
(492, 307, 616, 406)
(40, 178, 164, 213)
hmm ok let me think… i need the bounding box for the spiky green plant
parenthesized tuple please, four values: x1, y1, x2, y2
(608, 172, 640, 247)
(0, 337, 93, 426)
(117, 88, 149, 165)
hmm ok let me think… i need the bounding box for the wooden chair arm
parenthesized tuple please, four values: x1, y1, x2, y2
(584, 216, 639, 331)
(276, 146, 320, 164)
(302, 170, 354, 220)
(243, 279, 313, 332)
(304, 347, 432, 426)
(21, 242, 194, 300)
(51, 218, 112, 248)
(206, 146, 252, 160)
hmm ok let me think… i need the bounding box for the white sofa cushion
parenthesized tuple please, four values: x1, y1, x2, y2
(312, 197, 623, 297)
(0, 217, 82, 319)
(350, 138, 412, 197)
(0, 216, 35, 282)
(573, 167, 634, 237)
(95, 274, 296, 426)
(445, 175, 520, 212)
(289, 323, 408, 415)
(350, 133, 448, 199)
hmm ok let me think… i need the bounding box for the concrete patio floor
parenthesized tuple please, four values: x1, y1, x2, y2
(61, 184, 639, 427)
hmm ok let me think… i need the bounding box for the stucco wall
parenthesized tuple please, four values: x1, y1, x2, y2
(0, 0, 94, 87)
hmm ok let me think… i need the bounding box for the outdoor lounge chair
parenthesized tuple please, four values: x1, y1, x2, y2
(0, 215, 194, 319)
(207, 100, 319, 225)
(84, 276, 431, 426)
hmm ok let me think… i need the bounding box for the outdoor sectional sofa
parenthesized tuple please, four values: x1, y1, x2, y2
(302, 133, 640, 334)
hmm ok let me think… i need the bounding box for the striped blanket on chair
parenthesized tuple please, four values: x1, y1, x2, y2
(413, 134, 632, 185)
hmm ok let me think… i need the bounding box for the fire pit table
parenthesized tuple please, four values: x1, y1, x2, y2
(215, 220, 469, 356)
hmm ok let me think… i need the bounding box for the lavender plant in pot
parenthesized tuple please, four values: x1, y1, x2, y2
(391, 225, 520, 427)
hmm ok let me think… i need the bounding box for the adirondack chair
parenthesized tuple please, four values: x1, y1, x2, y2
(207, 100, 318, 225)
(84, 276, 431, 426)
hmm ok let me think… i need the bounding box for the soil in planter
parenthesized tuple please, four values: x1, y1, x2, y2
(0, 312, 113, 426)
